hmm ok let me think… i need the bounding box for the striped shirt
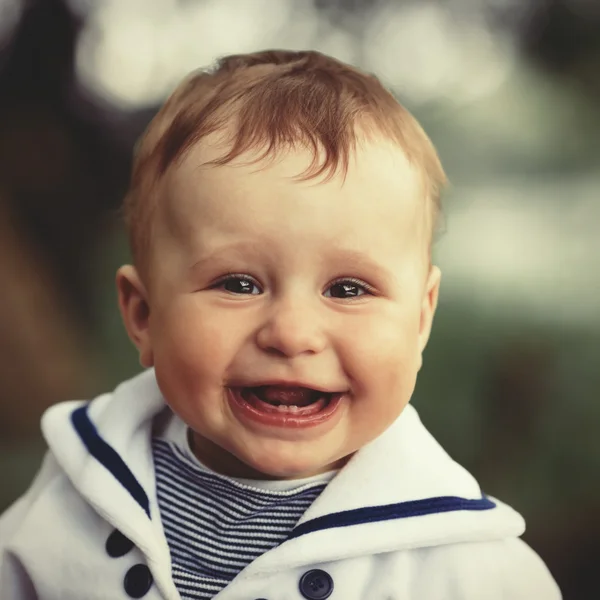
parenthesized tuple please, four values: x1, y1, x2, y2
(152, 414, 337, 600)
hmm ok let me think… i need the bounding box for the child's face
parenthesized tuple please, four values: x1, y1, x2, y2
(118, 138, 440, 480)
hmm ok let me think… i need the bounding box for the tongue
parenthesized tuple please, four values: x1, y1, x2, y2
(255, 386, 318, 407)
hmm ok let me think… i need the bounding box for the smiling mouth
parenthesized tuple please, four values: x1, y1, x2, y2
(227, 385, 347, 428)
(238, 386, 334, 414)
(247, 386, 325, 406)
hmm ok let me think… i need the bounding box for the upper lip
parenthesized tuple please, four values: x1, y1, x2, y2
(232, 380, 345, 394)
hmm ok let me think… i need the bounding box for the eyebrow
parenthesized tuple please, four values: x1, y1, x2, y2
(189, 242, 264, 272)
(190, 242, 396, 283)
(325, 247, 397, 283)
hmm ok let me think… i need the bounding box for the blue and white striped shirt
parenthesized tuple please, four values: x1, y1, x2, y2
(152, 415, 337, 600)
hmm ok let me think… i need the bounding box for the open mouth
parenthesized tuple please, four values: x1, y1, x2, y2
(240, 386, 333, 415)
(227, 385, 346, 429)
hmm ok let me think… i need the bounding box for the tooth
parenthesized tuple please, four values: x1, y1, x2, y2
(277, 404, 289, 412)
(289, 405, 298, 412)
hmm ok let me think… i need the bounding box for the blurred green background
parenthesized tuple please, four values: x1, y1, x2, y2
(0, 1, 598, 598)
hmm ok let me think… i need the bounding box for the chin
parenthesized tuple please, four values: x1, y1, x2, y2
(248, 459, 315, 480)
(258, 465, 327, 481)
(240, 447, 342, 481)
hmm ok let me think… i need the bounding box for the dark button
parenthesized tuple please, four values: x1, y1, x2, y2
(123, 564, 154, 598)
(299, 569, 334, 600)
(106, 529, 135, 558)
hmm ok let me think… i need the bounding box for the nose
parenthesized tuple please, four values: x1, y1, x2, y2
(255, 296, 327, 358)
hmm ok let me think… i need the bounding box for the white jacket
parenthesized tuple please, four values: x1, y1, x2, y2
(0, 369, 561, 600)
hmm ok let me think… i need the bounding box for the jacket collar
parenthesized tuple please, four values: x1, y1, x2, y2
(41, 368, 525, 573)
(41, 371, 168, 568)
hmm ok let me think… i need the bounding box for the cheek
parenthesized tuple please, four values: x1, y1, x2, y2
(343, 311, 421, 440)
(150, 300, 241, 386)
(342, 307, 422, 397)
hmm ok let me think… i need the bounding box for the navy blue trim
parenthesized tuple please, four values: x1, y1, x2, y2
(71, 405, 151, 518)
(289, 495, 495, 539)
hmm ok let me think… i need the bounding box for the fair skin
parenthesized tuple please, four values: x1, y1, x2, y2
(117, 137, 441, 480)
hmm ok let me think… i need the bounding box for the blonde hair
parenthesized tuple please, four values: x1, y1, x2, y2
(123, 50, 447, 276)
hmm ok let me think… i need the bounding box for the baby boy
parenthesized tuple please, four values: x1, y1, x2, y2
(0, 50, 561, 600)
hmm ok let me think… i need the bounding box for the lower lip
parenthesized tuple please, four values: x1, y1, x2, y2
(227, 388, 345, 430)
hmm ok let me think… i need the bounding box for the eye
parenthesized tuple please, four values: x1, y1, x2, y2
(213, 274, 262, 295)
(324, 278, 372, 299)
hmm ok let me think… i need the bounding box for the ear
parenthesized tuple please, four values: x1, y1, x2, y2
(116, 265, 154, 368)
(417, 265, 441, 366)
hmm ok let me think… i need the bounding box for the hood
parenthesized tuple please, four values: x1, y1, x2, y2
(41, 368, 525, 574)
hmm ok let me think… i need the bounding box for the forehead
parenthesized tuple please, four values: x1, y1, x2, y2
(158, 137, 427, 262)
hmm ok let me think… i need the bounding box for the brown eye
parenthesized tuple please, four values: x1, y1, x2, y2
(216, 275, 261, 295)
(325, 280, 368, 299)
